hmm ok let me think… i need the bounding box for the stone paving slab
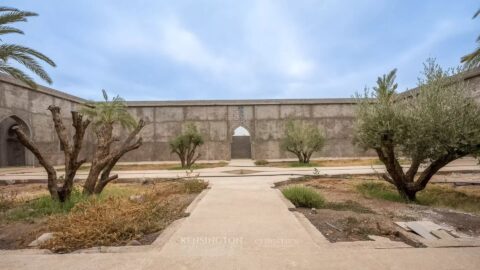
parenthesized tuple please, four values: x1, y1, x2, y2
(2, 167, 480, 269)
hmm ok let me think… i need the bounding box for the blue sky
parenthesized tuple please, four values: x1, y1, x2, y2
(3, 0, 479, 100)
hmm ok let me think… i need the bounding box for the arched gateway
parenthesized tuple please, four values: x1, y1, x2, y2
(231, 126, 252, 159)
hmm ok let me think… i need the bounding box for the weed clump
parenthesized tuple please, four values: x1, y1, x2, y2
(254, 160, 269, 166)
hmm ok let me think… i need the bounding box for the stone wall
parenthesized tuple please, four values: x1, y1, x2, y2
(117, 99, 366, 161)
(0, 75, 93, 166)
(111, 99, 366, 162)
(2, 67, 480, 166)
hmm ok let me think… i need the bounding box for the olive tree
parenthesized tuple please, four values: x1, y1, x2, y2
(281, 120, 325, 164)
(355, 59, 480, 201)
(169, 123, 204, 169)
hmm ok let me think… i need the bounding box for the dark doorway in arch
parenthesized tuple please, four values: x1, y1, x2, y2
(0, 116, 29, 167)
(231, 126, 252, 159)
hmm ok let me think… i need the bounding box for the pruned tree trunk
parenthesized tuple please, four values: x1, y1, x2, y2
(12, 106, 90, 202)
(286, 148, 311, 164)
(185, 144, 201, 168)
(172, 143, 201, 169)
(83, 120, 145, 195)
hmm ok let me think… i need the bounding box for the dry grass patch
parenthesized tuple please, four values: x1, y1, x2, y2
(41, 180, 208, 253)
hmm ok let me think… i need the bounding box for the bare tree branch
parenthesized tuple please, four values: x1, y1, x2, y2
(12, 125, 59, 200)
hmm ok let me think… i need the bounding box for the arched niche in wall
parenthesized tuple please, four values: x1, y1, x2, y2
(230, 126, 252, 159)
(0, 115, 32, 167)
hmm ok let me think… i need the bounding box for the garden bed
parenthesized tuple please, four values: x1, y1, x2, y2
(0, 179, 208, 252)
(278, 176, 480, 244)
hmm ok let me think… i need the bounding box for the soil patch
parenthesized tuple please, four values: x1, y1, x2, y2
(0, 221, 47, 249)
(279, 176, 480, 243)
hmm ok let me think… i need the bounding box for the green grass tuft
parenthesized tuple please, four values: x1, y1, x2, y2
(289, 162, 316, 167)
(356, 181, 480, 213)
(254, 160, 269, 166)
(6, 189, 86, 221)
(282, 185, 325, 208)
(322, 200, 375, 214)
(356, 182, 405, 203)
(3, 186, 140, 222)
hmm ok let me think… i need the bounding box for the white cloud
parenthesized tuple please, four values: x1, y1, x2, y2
(244, 0, 315, 79)
(159, 18, 227, 74)
(396, 20, 457, 66)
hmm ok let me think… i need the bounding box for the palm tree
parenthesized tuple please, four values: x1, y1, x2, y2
(461, 9, 480, 69)
(80, 90, 137, 130)
(80, 90, 143, 195)
(0, 7, 55, 88)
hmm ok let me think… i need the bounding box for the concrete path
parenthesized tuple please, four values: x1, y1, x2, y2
(1, 157, 479, 184)
(2, 168, 480, 269)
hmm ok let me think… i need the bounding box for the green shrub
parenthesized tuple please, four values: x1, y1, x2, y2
(6, 189, 86, 221)
(183, 179, 209, 193)
(282, 186, 325, 208)
(254, 160, 269, 166)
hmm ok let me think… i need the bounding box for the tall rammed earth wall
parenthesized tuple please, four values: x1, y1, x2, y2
(122, 99, 364, 161)
(1, 68, 480, 166)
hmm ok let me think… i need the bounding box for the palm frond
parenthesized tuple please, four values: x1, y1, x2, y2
(0, 61, 36, 87)
(474, 8, 480, 19)
(0, 44, 56, 66)
(6, 51, 52, 83)
(0, 44, 56, 85)
(0, 7, 22, 12)
(0, 7, 55, 87)
(102, 89, 108, 101)
(461, 46, 480, 69)
(0, 25, 23, 35)
(373, 68, 398, 101)
(80, 90, 137, 131)
(0, 9, 37, 25)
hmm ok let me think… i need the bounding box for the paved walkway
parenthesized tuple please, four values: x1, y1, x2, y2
(1, 157, 479, 184)
(2, 160, 480, 269)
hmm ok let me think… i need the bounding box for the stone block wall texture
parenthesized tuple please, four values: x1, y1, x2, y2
(2, 68, 480, 166)
(0, 76, 94, 166)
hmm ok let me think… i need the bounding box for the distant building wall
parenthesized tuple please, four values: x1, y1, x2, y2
(2, 67, 480, 166)
(120, 99, 367, 162)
